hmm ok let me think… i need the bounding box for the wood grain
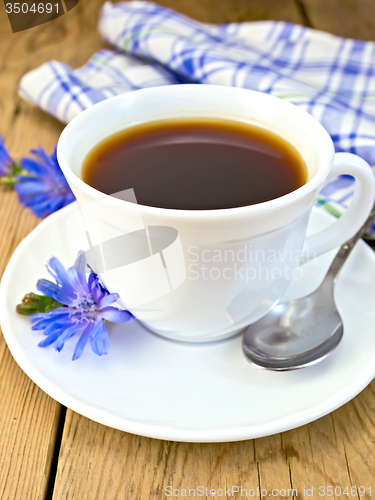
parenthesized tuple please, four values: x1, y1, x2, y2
(0, 1, 374, 499)
(0, 343, 61, 500)
(0, 12, 57, 500)
(52, 383, 375, 500)
(0, 1, 106, 499)
(52, 412, 260, 499)
(145, 0, 304, 24)
(300, 0, 375, 40)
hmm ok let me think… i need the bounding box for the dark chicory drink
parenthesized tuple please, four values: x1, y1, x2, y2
(82, 118, 307, 210)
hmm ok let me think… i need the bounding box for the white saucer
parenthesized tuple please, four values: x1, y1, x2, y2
(1, 202, 375, 443)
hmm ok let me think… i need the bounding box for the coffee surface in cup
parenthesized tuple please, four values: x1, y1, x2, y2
(82, 118, 307, 210)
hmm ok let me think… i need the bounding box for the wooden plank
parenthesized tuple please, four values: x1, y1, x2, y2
(281, 414, 354, 498)
(273, 383, 375, 499)
(330, 382, 375, 494)
(0, 23, 60, 500)
(300, 0, 375, 40)
(150, 0, 304, 24)
(0, 343, 62, 500)
(52, 411, 261, 499)
(0, 129, 62, 499)
(52, 383, 375, 500)
(254, 433, 296, 498)
(0, 0, 107, 498)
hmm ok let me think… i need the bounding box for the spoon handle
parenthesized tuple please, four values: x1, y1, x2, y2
(327, 201, 375, 279)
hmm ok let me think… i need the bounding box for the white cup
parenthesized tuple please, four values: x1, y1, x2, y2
(57, 85, 375, 342)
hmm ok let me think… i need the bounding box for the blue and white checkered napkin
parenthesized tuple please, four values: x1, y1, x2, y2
(18, 1, 375, 236)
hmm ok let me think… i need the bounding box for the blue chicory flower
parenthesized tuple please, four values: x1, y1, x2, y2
(0, 136, 13, 176)
(30, 256, 135, 360)
(14, 146, 75, 218)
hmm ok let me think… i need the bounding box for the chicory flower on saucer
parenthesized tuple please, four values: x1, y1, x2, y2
(17, 255, 135, 360)
(14, 146, 75, 218)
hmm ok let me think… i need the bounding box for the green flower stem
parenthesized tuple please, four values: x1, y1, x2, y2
(0, 163, 29, 188)
(16, 293, 63, 316)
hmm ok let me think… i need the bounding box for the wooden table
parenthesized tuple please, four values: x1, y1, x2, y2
(1, 1, 374, 499)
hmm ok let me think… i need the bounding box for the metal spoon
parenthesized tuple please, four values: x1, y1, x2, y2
(242, 203, 375, 371)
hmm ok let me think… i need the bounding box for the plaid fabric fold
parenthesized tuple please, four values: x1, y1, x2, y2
(18, 1, 375, 235)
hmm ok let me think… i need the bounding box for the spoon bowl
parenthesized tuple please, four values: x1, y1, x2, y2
(242, 295, 343, 371)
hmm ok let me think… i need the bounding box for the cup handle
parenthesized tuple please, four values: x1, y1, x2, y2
(302, 152, 375, 262)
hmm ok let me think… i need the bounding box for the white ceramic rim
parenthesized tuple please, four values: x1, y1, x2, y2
(57, 85, 335, 220)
